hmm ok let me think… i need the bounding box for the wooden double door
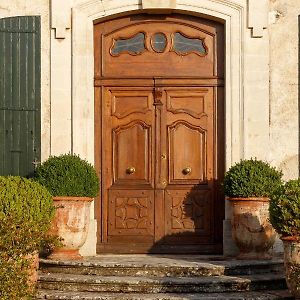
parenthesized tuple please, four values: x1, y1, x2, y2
(94, 14, 224, 253)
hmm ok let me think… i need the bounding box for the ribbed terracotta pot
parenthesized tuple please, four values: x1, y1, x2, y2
(48, 196, 93, 260)
(282, 236, 300, 298)
(228, 197, 276, 259)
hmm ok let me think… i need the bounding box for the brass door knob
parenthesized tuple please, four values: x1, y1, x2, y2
(182, 167, 192, 175)
(126, 166, 136, 174)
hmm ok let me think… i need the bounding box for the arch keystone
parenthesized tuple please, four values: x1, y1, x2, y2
(142, 0, 177, 9)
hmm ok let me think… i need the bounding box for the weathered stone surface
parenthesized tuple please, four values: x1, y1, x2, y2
(38, 255, 289, 299)
(40, 255, 284, 277)
(269, 0, 300, 180)
(37, 290, 294, 300)
(38, 272, 286, 293)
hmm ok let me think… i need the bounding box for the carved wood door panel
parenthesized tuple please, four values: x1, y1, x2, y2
(99, 83, 222, 253)
(156, 86, 217, 253)
(101, 86, 156, 252)
(94, 13, 224, 254)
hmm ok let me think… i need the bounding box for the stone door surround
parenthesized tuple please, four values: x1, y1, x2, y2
(50, 0, 270, 256)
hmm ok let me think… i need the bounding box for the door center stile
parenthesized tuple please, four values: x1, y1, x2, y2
(153, 83, 167, 242)
(153, 84, 165, 190)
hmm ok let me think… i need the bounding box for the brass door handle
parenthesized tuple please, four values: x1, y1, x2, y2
(182, 167, 192, 175)
(126, 166, 136, 174)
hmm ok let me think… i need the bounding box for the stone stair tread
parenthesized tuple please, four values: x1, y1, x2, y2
(37, 289, 294, 300)
(39, 257, 284, 277)
(39, 272, 285, 284)
(39, 257, 283, 269)
(38, 257, 288, 296)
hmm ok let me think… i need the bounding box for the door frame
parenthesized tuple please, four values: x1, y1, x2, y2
(71, 0, 256, 256)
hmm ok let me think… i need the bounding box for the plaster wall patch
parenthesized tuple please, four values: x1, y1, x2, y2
(248, 0, 269, 38)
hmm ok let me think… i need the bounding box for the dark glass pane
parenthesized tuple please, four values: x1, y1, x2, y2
(111, 32, 145, 56)
(173, 32, 206, 55)
(152, 33, 167, 53)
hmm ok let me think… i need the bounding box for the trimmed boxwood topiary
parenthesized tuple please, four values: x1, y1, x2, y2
(224, 158, 283, 198)
(269, 179, 300, 239)
(34, 153, 99, 198)
(0, 176, 56, 299)
(0, 176, 55, 253)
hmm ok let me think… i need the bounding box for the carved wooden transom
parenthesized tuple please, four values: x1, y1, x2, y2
(110, 31, 207, 56)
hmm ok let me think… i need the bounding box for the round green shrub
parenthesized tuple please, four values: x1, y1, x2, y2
(0, 176, 56, 299)
(0, 176, 55, 253)
(34, 153, 99, 197)
(0, 251, 36, 299)
(269, 179, 300, 239)
(223, 158, 283, 198)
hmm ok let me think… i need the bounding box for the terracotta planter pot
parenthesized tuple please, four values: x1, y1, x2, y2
(282, 236, 300, 298)
(49, 196, 93, 260)
(228, 197, 276, 259)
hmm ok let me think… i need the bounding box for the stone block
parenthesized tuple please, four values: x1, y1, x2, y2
(142, 0, 176, 9)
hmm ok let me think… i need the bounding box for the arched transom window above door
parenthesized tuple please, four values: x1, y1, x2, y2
(94, 14, 223, 78)
(110, 31, 208, 57)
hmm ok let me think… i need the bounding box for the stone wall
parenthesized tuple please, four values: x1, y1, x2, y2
(269, 0, 299, 180)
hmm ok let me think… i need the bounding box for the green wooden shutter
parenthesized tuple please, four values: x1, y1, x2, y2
(0, 16, 41, 177)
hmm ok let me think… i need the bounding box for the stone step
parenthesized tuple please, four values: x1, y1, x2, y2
(37, 290, 294, 300)
(38, 273, 287, 294)
(39, 257, 284, 278)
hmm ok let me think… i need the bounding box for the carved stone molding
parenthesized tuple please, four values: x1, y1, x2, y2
(248, 0, 269, 38)
(51, 0, 71, 39)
